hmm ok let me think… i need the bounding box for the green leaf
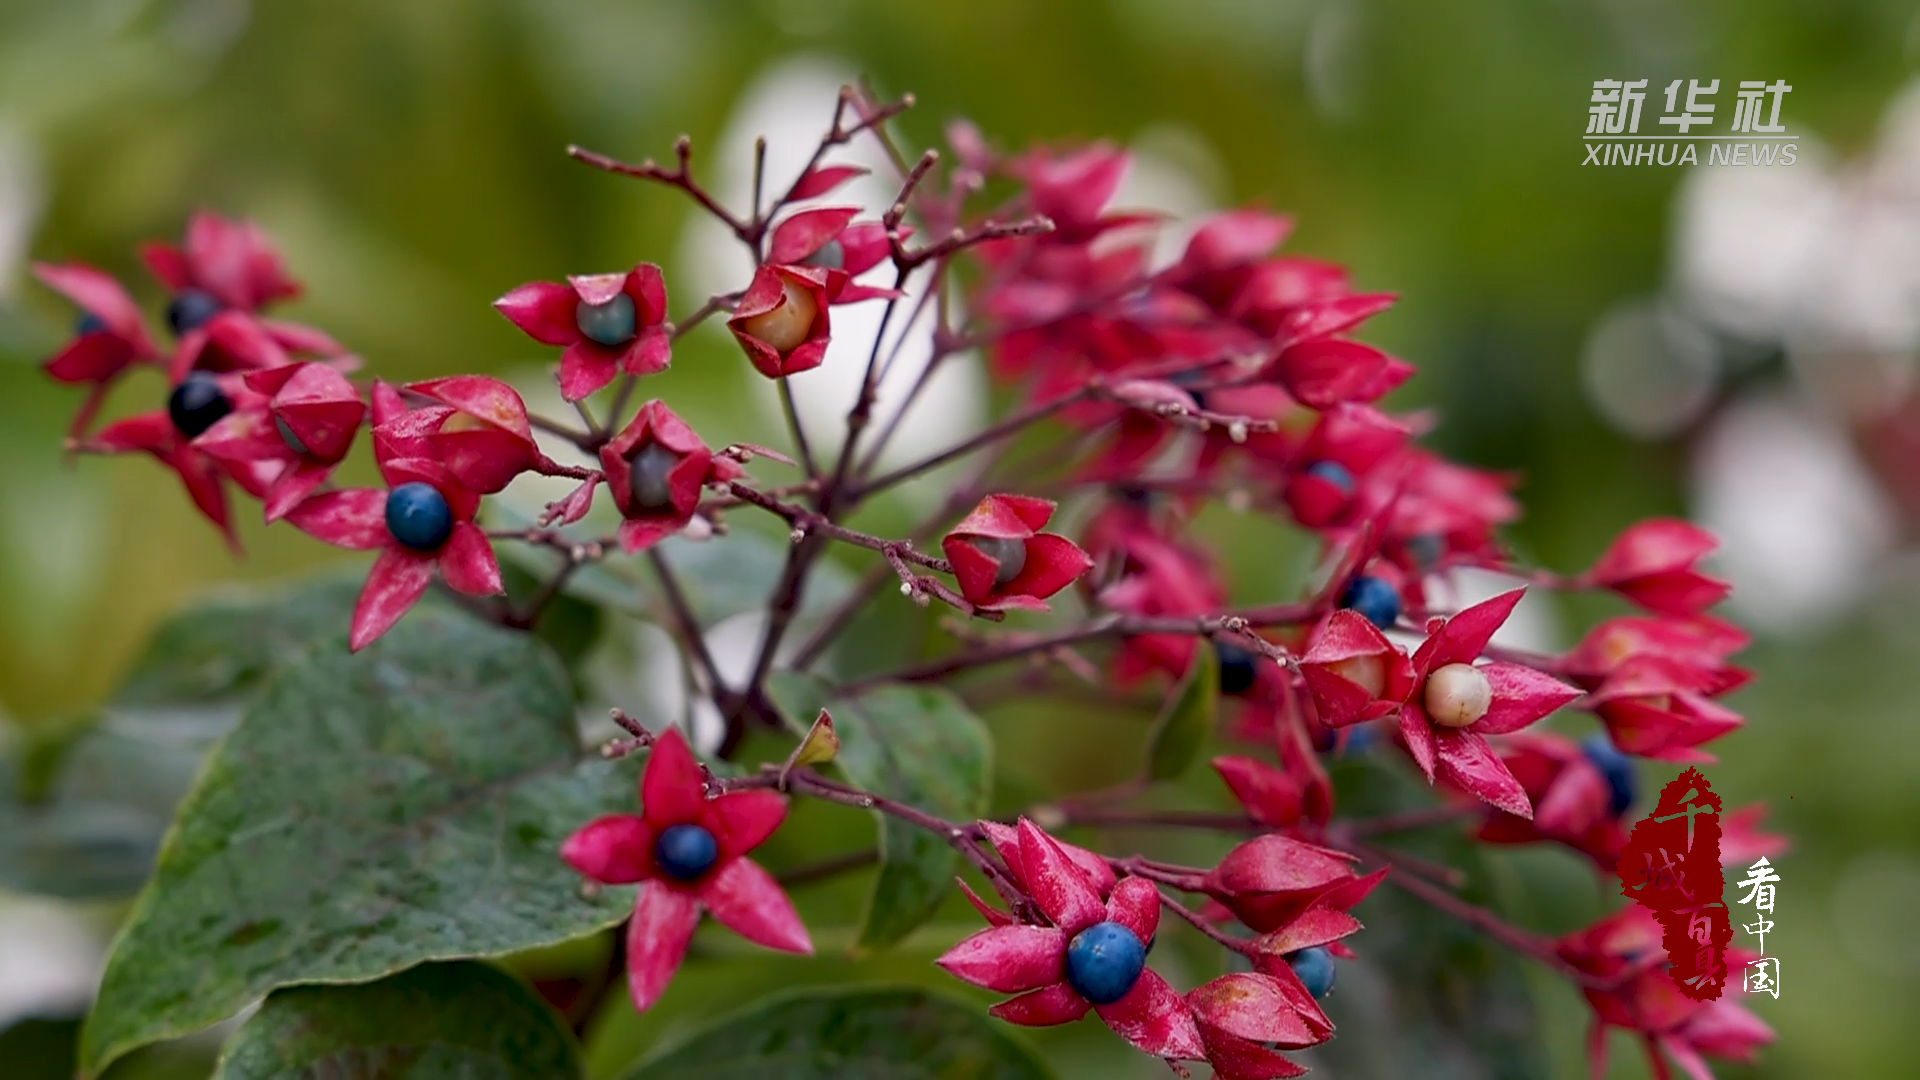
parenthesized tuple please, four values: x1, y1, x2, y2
(1143, 643, 1217, 781)
(79, 608, 637, 1078)
(620, 985, 1052, 1080)
(0, 576, 369, 899)
(767, 673, 991, 952)
(212, 961, 583, 1080)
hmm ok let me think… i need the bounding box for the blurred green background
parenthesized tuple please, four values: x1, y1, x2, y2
(3, 0, 1918, 1077)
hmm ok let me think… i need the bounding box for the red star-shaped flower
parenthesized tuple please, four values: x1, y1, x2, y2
(561, 728, 810, 1011)
(1199, 834, 1386, 933)
(1578, 519, 1731, 616)
(32, 262, 162, 438)
(936, 820, 1205, 1062)
(727, 264, 843, 379)
(598, 400, 742, 553)
(193, 361, 366, 522)
(941, 494, 1093, 613)
(766, 207, 902, 303)
(494, 264, 671, 401)
(1300, 590, 1581, 817)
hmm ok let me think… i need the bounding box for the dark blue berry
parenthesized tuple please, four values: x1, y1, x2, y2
(167, 372, 231, 438)
(1339, 574, 1401, 630)
(383, 482, 453, 552)
(802, 239, 844, 270)
(627, 443, 680, 511)
(1303, 460, 1356, 496)
(575, 292, 637, 346)
(653, 823, 718, 881)
(165, 289, 222, 336)
(1065, 921, 1146, 1005)
(969, 536, 1027, 586)
(1581, 735, 1637, 817)
(75, 311, 110, 336)
(1286, 946, 1336, 999)
(1404, 533, 1444, 570)
(1215, 640, 1258, 696)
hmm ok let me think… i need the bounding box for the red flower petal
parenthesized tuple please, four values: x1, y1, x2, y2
(1213, 756, 1305, 828)
(409, 375, 534, 441)
(494, 280, 582, 346)
(560, 814, 653, 884)
(770, 206, 860, 264)
(1000, 533, 1094, 601)
(1414, 589, 1525, 673)
(139, 241, 193, 292)
(935, 924, 1068, 993)
(557, 341, 618, 402)
(32, 262, 152, 348)
(699, 857, 813, 954)
(1205, 835, 1357, 897)
(1399, 704, 1438, 779)
(619, 325, 672, 377)
(626, 880, 701, 1012)
(439, 522, 503, 596)
(1187, 973, 1315, 1045)
(285, 489, 388, 550)
(1095, 968, 1206, 1060)
(1017, 819, 1107, 934)
(1197, 1029, 1309, 1080)
(261, 459, 335, 523)
(957, 878, 1013, 926)
(1254, 908, 1363, 955)
(789, 165, 869, 200)
(1589, 519, 1717, 584)
(989, 981, 1091, 1026)
(1106, 876, 1161, 942)
(704, 789, 788, 861)
(1434, 729, 1533, 818)
(641, 727, 706, 825)
(349, 547, 435, 651)
(1271, 339, 1395, 409)
(1473, 661, 1582, 734)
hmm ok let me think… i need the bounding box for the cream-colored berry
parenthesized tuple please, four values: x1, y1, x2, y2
(739, 279, 819, 354)
(1329, 653, 1387, 699)
(1423, 662, 1492, 728)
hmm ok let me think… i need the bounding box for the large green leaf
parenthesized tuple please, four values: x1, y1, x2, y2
(766, 673, 992, 952)
(0, 577, 368, 899)
(79, 608, 638, 1078)
(212, 961, 582, 1080)
(1143, 643, 1217, 781)
(620, 985, 1051, 1079)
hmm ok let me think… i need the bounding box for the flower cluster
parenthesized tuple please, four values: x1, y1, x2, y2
(36, 89, 1779, 1078)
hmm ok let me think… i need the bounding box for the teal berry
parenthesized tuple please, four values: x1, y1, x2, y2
(384, 482, 454, 552)
(575, 292, 638, 346)
(1580, 735, 1637, 817)
(1403, 532, 1444, 570)
(275, 414, 310, 456)
(628, 443, 681, 511)
(653, 823, 719, 881)
(969, 535, 1027, 586)
(1214, 640, 1258, 696)
(1065, 921, 1147, 1005)
(802, 239, 845, 270)
(165, 289, 222, 335)
(1286, 946, 1336, 998)
(1303, 460, 1356, 496)
(75, 311, 109, 336)
(167, 372, 232, 438)
(1340, 574, 1401, 630)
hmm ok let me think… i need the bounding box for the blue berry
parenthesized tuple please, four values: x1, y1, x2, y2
(969, 536, 1027, 586)
(1339, 574, 1401, 630)
(802, 239, 844, 270)
(75, 311, 109, 336)
(1303, 460, 1356, 496)
(167, 372, 231, 438)
(627, 443, 680, 511)
(575, 292, 637, 346)
(1581, 735, 1637, 817)
(1214, 640, 1258, 696)
(384, 482, 453, 552)
(1286, 946, 1336, 999)
(653, 823, 718, 881)
(1065, 921, 1146, 1005)
(165, 289, 222, 335)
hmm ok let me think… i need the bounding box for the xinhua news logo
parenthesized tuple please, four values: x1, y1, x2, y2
(1585, 79, 1797, 166)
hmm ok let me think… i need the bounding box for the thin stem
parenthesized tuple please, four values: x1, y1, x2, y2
(855, 389, 1088, 500)
(778, 379, 818, 479)
(528, 413, 595, 450)
(646, 548, 730, 708)
(1337, 803, 1481, 838)
(1159, 892, 1256, 956)
(570, 138, 749, 240)
(1054, 808, 1264, 833)
(1386, 870, 1608, 987)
